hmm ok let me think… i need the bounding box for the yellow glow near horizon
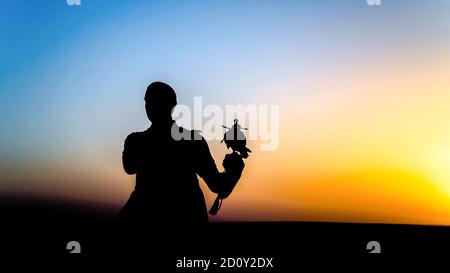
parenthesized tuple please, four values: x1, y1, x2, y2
(206, 59, 450, 225)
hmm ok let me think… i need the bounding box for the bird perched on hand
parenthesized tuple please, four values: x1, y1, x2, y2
(209, 119, 250, 216)
(221, 119, 252, 158)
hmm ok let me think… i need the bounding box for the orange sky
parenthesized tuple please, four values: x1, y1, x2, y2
(203, 55, 450, 225)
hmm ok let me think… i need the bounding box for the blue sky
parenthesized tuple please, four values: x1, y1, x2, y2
(1, 1, 450, 224)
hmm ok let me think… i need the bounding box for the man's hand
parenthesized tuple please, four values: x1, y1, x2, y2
(211, 152, 245, 205)
(222, 152, 245, 174)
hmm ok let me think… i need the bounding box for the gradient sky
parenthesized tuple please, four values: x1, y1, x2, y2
(1, 0, 450, 225)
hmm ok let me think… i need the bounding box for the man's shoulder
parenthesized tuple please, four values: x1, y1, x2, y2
(125, 130, 148, 144)
(176, 126, 205, 142)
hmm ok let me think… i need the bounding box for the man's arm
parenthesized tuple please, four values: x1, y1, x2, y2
(195, 137, 244, 198)
(122, 133, 142, 175)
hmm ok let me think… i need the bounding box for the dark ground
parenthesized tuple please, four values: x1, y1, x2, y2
(1, 197, 449, 269)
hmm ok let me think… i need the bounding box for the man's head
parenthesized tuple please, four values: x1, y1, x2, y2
(145, 82, 177, 124)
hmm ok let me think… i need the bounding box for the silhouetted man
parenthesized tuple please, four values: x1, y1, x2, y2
(118, 82, 244, 228)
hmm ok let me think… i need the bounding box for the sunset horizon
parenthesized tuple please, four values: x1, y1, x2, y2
(2, 0, 450, 226)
